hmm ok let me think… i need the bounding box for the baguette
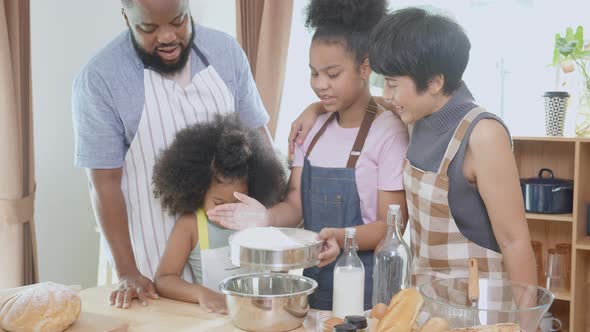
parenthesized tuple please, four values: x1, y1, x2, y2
(418, 317, 449, 332)
(376, 288, 424, 332)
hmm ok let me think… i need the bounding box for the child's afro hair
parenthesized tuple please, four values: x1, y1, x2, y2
(152, 114, 287, 215)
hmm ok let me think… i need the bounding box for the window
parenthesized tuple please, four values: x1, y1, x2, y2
(274, 0, 590, 153)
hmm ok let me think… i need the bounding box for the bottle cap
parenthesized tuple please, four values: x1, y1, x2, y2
(333, 323, 357, 332)
(345, 227, 356, 237)
(345, 315, 368, 329)
(388, 204, 401, 213)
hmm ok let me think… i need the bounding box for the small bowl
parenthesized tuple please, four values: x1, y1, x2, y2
(219, 273, 318, 332)
(316, 315, 344, 332)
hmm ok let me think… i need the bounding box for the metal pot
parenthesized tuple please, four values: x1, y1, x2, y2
(219, 273, 317, 332)
(521, 168, 573, 214)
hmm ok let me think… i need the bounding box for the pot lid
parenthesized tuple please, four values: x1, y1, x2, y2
(521, 168, 573, 185)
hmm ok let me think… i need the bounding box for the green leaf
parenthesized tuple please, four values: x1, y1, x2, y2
(575, 26, 584, 52)
(580, 50, 590, 60)
(557, 37, 577, 57)
(566, 27, 575, 40)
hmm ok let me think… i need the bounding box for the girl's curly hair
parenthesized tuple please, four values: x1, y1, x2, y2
(152, 114, 286, 215)
(305, 0, 388, 65)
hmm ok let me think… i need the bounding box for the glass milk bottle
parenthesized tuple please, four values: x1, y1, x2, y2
(333, 227, 365, 318)
(372, 204, 411, 305)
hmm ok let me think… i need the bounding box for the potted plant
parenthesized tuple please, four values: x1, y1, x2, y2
(552, 26, 590, 137)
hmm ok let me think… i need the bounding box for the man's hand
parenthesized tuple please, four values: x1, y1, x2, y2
(109, 271, 159, 309)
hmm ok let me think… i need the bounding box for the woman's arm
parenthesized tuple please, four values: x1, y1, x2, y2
(467, 119, 537, 286)
(288, 103, 323, 155)
(154, 214, 227, 314)
(377, 190, 408, 233)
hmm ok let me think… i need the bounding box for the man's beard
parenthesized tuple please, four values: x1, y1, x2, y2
(130, 18, 195, 74)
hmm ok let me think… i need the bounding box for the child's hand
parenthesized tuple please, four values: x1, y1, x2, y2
(197, 287, 228, 314)
(317, 228, 342, 267)
(207, 192, 269, 230)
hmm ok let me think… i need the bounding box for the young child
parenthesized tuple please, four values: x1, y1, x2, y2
(151, 115, 286, 314)
(208, 0, 409, 311)
(367, 8, 536, 286)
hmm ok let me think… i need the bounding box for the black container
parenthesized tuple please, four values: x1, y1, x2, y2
(345, 315, 367, 331)
(521, 168, 573, 214)
(333, 323, 357, 332)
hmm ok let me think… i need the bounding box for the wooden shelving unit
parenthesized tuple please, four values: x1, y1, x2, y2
(575, 243, 590, 251)
(514, 137, 590, 332)
(552, 289, 572, 302)
(526, 213, 574, 223)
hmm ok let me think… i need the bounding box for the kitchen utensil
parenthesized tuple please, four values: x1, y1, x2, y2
(219, 273, 317, 332)
(543, 91, 570, 136)
(521, 169, 573, 214)
(418, 278, 554, 332)
(468, 259, 481, 326)
(545, 249, 568, 291)
(540, 312, 562, 332)
(229, 228, 322, 271)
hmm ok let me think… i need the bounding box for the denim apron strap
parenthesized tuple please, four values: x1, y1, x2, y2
(306, 98, 379, 168)
(301, 97, 379, 310)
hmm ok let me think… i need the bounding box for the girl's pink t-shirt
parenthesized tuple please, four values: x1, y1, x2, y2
(292, 110, 409, 224)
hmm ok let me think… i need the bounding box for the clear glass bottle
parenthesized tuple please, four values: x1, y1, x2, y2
(333, 228, 365, 318)
(371, 204, 411, 305)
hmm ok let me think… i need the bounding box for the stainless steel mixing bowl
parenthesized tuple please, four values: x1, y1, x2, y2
(219, 273, 318, 332)
(229, 227, 322, 271)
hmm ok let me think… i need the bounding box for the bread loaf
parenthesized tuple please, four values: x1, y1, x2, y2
(0, 282, 81, 332)
(418, 317, 449, 332)
(376, 288, 424, 332)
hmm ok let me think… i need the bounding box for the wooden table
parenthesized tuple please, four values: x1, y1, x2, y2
(77, 286, 316, 332)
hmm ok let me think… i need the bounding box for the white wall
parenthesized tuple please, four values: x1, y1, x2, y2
(31, 1, 236, 288)
(192, 0, 236, 38)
